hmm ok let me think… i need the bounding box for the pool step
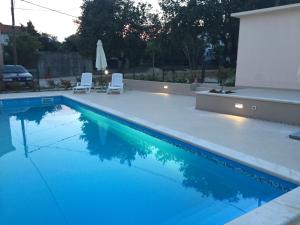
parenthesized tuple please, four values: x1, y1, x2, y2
(160, 201, 245, 225)
(41, 97, 54, 105)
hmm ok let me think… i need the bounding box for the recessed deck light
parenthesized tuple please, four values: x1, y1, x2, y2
(235, 103, 243, 109)
(163, 85, 168, 89)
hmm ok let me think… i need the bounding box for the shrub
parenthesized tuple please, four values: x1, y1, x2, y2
(47, 79, 56, 89)
(60, 79, 71, 90)
(224, 76, 235, 87)
(6, 82, 22, 91)
(27, 80, 38, 91)
(224, 69, 236, 87)
(92, 77, 99, 86)
(218, 68, 236, 87)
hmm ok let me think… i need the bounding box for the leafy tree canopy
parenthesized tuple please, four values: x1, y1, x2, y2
(77, 0, 155, 66)
(5, 0, 299, 70)
(76, 0, 300, 69)
(4, 31, 41, 68)
(21, 21, 61, 51)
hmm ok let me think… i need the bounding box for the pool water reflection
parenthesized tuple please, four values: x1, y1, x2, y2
(0, 99, 296, 225)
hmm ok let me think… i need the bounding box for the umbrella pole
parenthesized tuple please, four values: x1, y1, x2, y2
(100, 70, 103, 87)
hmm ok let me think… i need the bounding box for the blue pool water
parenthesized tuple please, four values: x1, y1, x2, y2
(0, 97, 297, 225)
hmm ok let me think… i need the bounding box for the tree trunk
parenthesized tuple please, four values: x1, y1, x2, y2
(152, 53, 155, 78)
(201, 56, 206, 83)
(183, 42, 192, 71)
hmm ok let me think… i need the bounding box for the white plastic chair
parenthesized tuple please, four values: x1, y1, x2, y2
(73, 73, 93, 93)
(107, 73, 124, 94)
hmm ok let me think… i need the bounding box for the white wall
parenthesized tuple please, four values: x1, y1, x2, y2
(0, 34, 9, 45)
(235, 7, 300, 90)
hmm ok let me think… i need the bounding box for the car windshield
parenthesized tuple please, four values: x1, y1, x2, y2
(0, 65, 27, 74)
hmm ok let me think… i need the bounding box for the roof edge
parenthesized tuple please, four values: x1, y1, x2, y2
(231, 3, 300, 18)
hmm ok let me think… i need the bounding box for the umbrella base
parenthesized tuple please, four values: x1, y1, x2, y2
(94, 85, 107, 93)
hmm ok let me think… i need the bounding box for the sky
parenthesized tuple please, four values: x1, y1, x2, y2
(0, 0, 160, 41)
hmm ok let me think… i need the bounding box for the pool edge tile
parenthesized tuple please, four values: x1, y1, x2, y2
(226, 187, 300, 225)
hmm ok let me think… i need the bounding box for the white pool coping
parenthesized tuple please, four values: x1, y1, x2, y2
(1, 92, 300, 225)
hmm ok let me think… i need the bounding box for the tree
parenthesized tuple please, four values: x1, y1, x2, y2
(4, 21, 64, 67)
(61, 34, 80, 52)
(159, 0, 207, 71)
(143, 12, 163, 74)
(75, 0, 300, 72)
(22, 21, 39, 37)
(39, 33, 61, 51)
(146, 40, 160, 76)
(16, 32, 41, 68)
(4, 32, 41, 68)
(21, 21, 61, 51)
(78, 0, 153, 67)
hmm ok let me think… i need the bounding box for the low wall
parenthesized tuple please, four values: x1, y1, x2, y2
(196, 93, 300, 125)
(124, 79, 195, 96)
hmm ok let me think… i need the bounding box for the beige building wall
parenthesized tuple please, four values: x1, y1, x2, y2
(233, 4, 300, 90)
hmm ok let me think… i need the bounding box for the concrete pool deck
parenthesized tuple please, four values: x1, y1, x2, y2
(2, 90, 299, 172)
(1, 90, 300, 224)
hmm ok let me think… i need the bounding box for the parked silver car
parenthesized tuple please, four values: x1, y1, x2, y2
(0, 65, 33, 82)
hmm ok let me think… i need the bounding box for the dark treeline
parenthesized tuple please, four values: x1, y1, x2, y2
(73, 0, 299, 70)
(4, 0, 299, 70)
(4, 21, 78, 67)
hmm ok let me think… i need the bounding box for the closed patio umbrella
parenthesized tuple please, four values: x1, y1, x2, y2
(95, 40, 107, 71)
(95, 40, 108, 92)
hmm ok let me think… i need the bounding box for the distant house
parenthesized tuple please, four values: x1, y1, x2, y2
(0, 23, 21, 45)
(0, 23, 22, 65)
(232, 3, 300, 90)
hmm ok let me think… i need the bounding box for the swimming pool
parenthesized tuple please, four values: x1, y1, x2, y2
(0, 96, 297, 225)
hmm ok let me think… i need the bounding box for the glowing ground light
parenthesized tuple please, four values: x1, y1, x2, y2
(235, 103, 243, 109)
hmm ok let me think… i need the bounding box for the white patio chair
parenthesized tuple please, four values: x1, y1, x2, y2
(73, 73, 93, 93)
(107, 73, 124, 94)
